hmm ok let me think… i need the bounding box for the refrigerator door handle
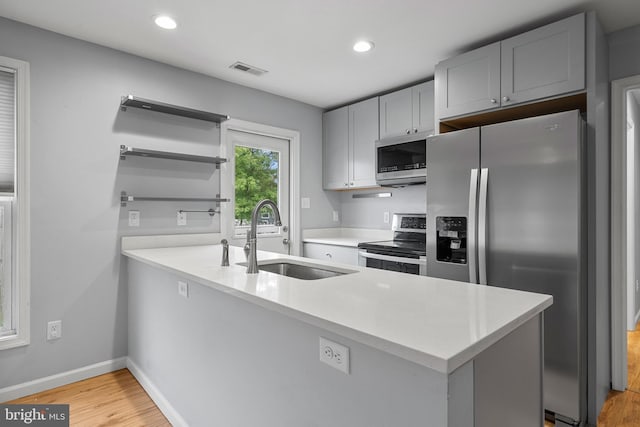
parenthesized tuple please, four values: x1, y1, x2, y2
(478, 168, 488, 285)
(468, 169, 479, 283)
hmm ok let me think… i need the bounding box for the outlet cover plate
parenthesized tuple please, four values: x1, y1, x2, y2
(319, 336, 349, 374)
(47, 320, 62, 341)
(128, 211, 140, 227)
(177, 211, 187, 226)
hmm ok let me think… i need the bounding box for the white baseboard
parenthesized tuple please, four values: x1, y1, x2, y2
(126, 358, 187, 427)
(0, 357, 127, 402)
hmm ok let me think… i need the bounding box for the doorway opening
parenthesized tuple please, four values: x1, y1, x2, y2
(611, 76, 640, 391)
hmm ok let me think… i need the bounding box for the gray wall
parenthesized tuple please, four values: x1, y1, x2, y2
(339, 185, 426, 229)
(0, 16, 336, 388)
(609, 25, 640, 82)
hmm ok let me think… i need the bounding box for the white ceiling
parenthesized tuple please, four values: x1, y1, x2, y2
(1, 0, 639, 109)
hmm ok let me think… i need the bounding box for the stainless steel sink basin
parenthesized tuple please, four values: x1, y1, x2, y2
(237, 260, 356, 280)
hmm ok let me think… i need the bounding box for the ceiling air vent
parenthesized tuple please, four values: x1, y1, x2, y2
(229, 61, 268, 76)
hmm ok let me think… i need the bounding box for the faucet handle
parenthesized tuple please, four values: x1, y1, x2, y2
(221, 239, 230, 267)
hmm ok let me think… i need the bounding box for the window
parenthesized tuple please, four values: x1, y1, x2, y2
(234, 145, 279, 231)
(0, 56, 30, 350)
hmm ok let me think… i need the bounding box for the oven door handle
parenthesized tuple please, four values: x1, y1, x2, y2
(358, 250, 426, 265)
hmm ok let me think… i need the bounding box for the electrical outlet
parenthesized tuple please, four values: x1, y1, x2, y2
(383, 211, 390, 223)
(301, 197, 311, 209)
(128, 210, 140, 227)
(178, 281, 189, 298)
(47, 320, 62, 341)
(332, 211, 339, 222)
(319, 337, 350, 374)
(177, 211, 187, 226)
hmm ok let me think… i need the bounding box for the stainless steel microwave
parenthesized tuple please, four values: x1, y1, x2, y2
(375, 131, 429, 186)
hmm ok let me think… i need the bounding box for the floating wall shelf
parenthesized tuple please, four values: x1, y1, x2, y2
(120, 95, 230, 123)
(119, 145, 227, 166)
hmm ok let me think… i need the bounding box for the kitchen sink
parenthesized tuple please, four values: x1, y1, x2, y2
(237, 260, 356, 280)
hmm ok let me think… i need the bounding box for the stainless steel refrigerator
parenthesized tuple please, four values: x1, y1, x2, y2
(426, 110, 586, 426)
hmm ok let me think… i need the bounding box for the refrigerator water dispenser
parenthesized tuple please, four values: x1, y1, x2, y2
(436, 217, 467, 264)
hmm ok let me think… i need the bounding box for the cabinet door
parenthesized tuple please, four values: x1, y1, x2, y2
(412, 81, 435, 135)
(435, 42, 501, 120)
(379, 87, 413, 138)
(323, 106, 349, 190)
(349, 97, 378, 188)
(303, 243, 359, 266)
(501, 13, 584, 106)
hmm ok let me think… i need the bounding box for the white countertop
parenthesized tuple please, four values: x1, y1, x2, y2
(302, 228, 393, 247)
(122, 244, 552, 374)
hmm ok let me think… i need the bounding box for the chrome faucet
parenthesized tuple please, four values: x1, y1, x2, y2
(220, 239, 230, 266)
(246, 199, 282, 274)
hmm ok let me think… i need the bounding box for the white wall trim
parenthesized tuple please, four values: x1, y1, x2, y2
(220, 118, 302, 256)
(611, 75, 640, 390)
(636, 307, 640, 326)
(126, 358, 188, 427)
(0, 55, 30, 351)
(0, 357, 126, 402)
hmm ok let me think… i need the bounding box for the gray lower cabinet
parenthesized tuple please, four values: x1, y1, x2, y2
(436, 12, 585, 120)
(379, 81, 435, 138)
(303, 242, 359, 266)
(323, 97, 378, 190)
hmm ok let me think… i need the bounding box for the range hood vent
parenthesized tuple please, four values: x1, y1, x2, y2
(229, 61, 268, 76)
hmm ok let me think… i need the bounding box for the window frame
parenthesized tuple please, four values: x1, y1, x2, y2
(0, 56, 30, 350)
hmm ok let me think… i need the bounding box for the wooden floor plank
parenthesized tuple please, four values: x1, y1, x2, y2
(6, 369, 170, 427)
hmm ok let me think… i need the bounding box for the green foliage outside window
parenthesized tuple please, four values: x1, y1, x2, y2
(235, 146, 279, 225)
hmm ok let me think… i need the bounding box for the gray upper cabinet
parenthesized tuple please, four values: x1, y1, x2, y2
(436, 13, 585, 120)
(323, 97, 378, 190)
(501, 13, 584, 106)
(379, 81, 435, 138)
(323, 106, 349, 190)
(435, 43, 501, 119)
(349, 97, 379, 188)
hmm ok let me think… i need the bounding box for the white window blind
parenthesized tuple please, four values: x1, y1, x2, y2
(0, 68, 15, 194)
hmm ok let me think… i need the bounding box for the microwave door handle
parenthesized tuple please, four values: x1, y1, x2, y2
(468, 169, 479, 284)
(478, 168, 489, 286)
(358, 250, 426, 265)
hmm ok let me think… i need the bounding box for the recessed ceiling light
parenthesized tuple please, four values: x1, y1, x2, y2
(154, 15, 177, 30)
(353, 40, 374, 53)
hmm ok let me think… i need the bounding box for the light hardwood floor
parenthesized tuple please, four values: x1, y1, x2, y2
(6, 330, 640, 427)
(7, 369, 169, 427)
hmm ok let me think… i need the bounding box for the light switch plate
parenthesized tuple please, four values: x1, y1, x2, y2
(178, 281, 189, 298)
(332, 211, 339, 222)
(128, 211, 140, 227)
(383, 211, 390, 223)
(301, 197, 311, 209)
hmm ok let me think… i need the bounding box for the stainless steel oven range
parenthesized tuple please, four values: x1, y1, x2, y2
(358, 213, 426, 275)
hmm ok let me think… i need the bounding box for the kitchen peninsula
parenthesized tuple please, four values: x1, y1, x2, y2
(122, 239, 552, 427)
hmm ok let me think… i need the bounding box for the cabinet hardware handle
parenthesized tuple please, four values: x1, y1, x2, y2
(283, 238, 290, 245)
(406, 129, 411, 134)
(344, 183, 348, 187)
(502, 96, 510, 102)
(325, 253, 332, 258)
(490, 98, 497, 104)
(414, 128, 418, 133)
(350, 182, 354, 186)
